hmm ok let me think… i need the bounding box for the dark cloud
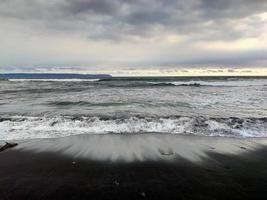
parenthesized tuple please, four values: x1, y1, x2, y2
(0, 0, 267, 68)
(200, 0, 267, 19)
(0, 0, 266, 41)
(66, 0, 121, 15)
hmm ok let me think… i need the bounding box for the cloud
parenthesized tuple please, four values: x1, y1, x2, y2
(1, 0, 267, 41)
(0, 0, 267, 68)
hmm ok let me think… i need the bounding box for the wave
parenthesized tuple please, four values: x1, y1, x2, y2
(96, 81, 205, 87)
(148, 82, 201, 87)
(0, 116, 266, 140)
(46, 100, 192, 108)
(47, 101, 135, 107)
(5, 78, 267, 88)
(97, 77, 267, 86)
(8, 79, 100, 82)
(99, 80, 267, 88)
(98, 76, 267, 82)
(147, 80, 267, 87)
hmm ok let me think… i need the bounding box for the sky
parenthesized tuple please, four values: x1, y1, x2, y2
(0, 0, 267, 76)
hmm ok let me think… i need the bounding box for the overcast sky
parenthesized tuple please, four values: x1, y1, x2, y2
(0, 0, 267, 74)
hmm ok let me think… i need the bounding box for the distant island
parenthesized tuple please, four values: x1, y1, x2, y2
(0, 73, 112, 79)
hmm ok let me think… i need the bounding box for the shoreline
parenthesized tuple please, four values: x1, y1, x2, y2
(2, 134, 267, 162)
(1, 134, 267, 199)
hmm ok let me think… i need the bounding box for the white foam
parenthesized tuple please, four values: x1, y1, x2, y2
(0, 116, 266, 140)
(8, 79, 100, 82)
(149, 79, 267, 87)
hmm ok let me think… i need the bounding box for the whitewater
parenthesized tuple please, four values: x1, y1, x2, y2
(0, 76, 266, 140)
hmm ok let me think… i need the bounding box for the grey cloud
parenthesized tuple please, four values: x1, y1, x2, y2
(1, 0, 267, 68)
(1, 0, 267, 42)
(66, 0, 121, 15)
(180, 49, 267, 65)
(200, 0, 267, 19)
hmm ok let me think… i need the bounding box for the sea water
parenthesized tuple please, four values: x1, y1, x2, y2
(0, 76, 266, 140)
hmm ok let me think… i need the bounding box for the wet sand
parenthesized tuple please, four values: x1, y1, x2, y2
(1, 134, 267, 199)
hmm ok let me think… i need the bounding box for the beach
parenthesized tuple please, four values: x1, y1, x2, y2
(1, 0, 267, 197)
(1, 134, 267, 199)
(0, 77, 266, 199)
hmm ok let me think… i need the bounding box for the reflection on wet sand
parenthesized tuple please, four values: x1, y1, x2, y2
(1, 134, 267, 199)
(13, 134, 267, 162)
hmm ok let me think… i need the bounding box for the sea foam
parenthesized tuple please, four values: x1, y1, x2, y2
(0, 116, 266, 140)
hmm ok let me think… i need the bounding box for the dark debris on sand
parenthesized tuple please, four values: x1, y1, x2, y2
(0, 142, 18, 152)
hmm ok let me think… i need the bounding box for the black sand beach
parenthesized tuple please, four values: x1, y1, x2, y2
(1, 134, 267, 200)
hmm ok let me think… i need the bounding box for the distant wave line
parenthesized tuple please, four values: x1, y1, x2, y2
(8, 79, 100, 82)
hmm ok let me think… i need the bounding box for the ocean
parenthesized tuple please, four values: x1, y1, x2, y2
(0, 76, 266, 140)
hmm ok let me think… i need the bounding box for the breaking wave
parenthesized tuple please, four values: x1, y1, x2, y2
(47, 101, 135, 107)
(8, 79, 100, 82)
(5, 78, 267, 88)
(100, 80, 267, 88)
(146, 80, 267, 87)
(0, 115, 266, 140)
